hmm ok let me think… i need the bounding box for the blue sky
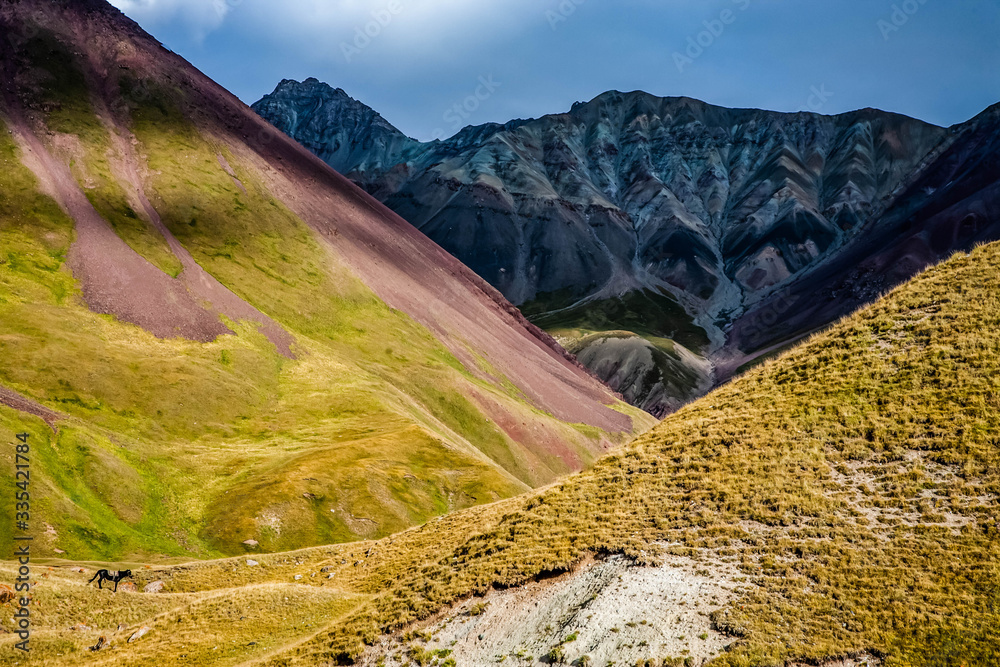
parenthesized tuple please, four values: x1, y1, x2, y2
(109, 0, 1000, 141)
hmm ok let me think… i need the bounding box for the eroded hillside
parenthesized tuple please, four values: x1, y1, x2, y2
(0, 0, 651, 562)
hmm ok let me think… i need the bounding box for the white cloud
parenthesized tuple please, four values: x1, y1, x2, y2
(110, 0, 544, 56)
(225, 0, 540, 61)
(108, 0, 236, 41)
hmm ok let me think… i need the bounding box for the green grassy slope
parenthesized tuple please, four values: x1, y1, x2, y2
(0, 20, 648, 563)
(526, 289, 714, 415)
(524, 288, 711, 355)
(0, 112, 525, 559)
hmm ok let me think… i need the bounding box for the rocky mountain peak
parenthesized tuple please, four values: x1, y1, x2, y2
(251, 78, 416, 177)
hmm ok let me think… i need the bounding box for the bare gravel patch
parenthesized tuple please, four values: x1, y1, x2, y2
(362, 553, 747, 666)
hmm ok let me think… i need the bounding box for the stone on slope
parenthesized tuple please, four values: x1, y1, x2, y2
(128, 626, 151, 643)
(143, 581, 165, 593)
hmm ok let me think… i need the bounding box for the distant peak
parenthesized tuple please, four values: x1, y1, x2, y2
(574, 89, 708, 111)
(268, 78, 355, 103)
(253, 77, 414, 145)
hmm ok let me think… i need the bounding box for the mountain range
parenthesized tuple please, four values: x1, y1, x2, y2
(253, 79, 1000, 415)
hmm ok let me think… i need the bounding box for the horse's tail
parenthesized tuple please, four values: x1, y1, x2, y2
(87, 571, 101, 585)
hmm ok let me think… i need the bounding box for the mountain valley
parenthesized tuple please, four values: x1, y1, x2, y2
(0, 2, 997, 666)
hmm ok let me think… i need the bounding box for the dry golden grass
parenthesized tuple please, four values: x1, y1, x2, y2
(0, 560, 365, 666)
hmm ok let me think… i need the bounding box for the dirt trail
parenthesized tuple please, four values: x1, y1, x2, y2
(0, 384, 63, 431)
(229, 592, 367, 667)
(76, 582, 363, 667)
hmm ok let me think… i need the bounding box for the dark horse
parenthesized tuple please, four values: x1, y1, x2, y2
(87, 569, 133, 591)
